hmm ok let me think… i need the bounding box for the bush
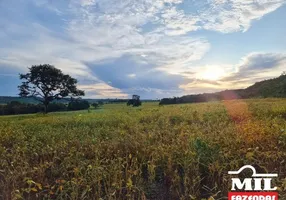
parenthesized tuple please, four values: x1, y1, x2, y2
(68, 100, 90, 111)
(0, 102, 43, 115)
(0, 102, 68, 115)
(0, 100, 91, 115)
(127, 99, 142, 107)
(47, 103, 67, 112)
(92, 102, 99, 109)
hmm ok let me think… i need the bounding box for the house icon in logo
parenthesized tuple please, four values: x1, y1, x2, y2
(228, 165, 278, 177)
(228, 165, 278, 191)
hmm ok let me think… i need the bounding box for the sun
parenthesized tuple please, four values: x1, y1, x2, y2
(198, 67, 225, 81)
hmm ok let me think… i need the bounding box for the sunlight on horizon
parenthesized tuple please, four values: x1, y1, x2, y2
(197, 66, 226, 81)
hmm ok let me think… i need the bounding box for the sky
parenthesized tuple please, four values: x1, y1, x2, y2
(0, 0, 286, 99)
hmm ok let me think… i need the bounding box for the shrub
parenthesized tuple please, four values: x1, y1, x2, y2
(68, 100, 90, 111)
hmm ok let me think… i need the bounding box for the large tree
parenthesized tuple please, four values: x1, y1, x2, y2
(18, 64, 84, 113)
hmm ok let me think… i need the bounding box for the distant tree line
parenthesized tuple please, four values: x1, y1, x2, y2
(0, 100, 91, 115)
(159, 90, 242, 105)
(160, 73, 286, 105)
(107, 99, 129, 103)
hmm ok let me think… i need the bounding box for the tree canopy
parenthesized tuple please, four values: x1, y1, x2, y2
(18, 64, 84, 113)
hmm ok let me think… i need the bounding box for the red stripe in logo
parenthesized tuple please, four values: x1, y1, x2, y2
(228, 192, 278, 200)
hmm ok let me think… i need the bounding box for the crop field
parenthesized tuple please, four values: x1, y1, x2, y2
(1, 99, 286, 200)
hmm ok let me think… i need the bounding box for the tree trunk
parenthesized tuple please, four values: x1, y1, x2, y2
(44, 102, 48, 114)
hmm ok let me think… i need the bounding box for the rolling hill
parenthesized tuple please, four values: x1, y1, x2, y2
(160, 74, 286, 105)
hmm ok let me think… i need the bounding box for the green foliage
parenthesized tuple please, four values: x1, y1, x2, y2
(0, 101, 43, 115)
(47, 103, 67, 112)
(0, 99, 286, 199)
(0, 101, 91, 115)
(127, 100, 142, 107)
(244, 74, 286, 98)
(127, 95, 142, 107)
(92, 102, 99, 109)
(18, 64, 84, 113)
(68, 100, 90, 111)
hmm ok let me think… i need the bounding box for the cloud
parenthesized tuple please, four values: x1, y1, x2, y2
(0, 0, 285, 98)
(127, 74, 136, 78)
(66, 0, 210, 67)
(180, 52, 286, 93)
(224, 52, 286, 82)
(123, 87, 184, 99)
(62, 0, 285, 69)
(78, 83, 129, 98)
(239, 52, 286, 70)
(197, 0, 286, 33)
(70, 0, 286, 36)
(86, 55, 185, 92)
(160, 7, 200, 35)
(0, 0, 210, 73)
(179, 78, 227, 94)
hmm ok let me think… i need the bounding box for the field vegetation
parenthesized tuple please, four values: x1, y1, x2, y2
(1, 99, 286, 199)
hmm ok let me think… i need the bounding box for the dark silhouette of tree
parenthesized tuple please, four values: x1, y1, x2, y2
(127, 95, 142, 107)
(98, 101, 104, 105)
(68, 99, 90, 111)
(18, 64, 84, 113)
(92, 102, 99, 109)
